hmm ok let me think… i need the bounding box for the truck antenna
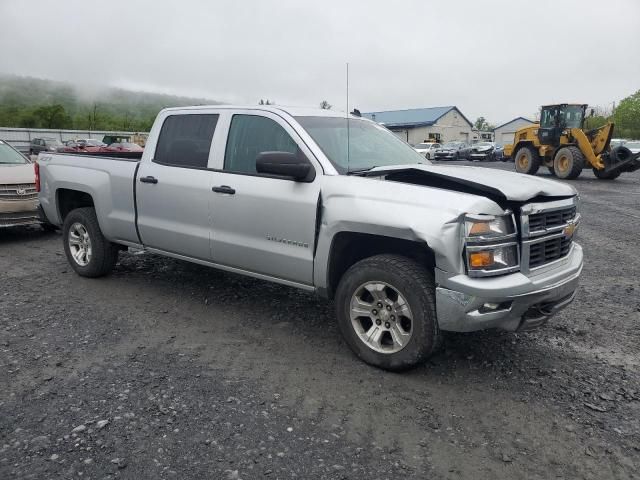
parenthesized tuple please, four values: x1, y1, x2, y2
(346, 62, 350, 172)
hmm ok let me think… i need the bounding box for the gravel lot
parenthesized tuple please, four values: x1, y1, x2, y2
(1, 161, 639, 479)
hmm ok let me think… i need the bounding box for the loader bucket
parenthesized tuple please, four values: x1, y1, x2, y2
(602, 146, 640, 175)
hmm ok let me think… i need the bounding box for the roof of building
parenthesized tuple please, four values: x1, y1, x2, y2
(362, 106, 472, 129)
(493, 116, 535, 131)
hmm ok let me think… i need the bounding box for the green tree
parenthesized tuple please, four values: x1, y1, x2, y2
(584, 115, 609, 131)
(34, 104, 72, 129)
(319, 100, 332, 110)
(474, 116, 494, 131)
(613, 90, 640, 139)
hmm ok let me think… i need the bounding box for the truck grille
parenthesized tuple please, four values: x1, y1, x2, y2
(528, 206, 576, 234)
(528, 236, 573, 268)
(0, 211, 39, 227)
(520, 200, 578, 271)
(0, 183, 37, 201)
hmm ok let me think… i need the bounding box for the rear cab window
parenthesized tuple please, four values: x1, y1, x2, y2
(154, 114, 219, 169)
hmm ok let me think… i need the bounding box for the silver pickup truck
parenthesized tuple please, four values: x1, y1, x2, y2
(37, 106, 583, 370)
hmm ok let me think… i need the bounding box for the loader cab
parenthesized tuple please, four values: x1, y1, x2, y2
(537, 104, 587, 146)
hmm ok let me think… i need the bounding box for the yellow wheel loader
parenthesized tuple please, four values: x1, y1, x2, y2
(504, 104, 640, 180)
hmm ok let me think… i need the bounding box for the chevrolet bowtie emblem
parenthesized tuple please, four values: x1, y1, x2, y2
(563, 222, 577, 237)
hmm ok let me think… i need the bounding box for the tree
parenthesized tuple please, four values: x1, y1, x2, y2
(258, 99, 274, 105)
(33, 104, 71, 129)
(474, 116, 494, 131)
(319, 100, 332, 110)
(613, 90, 640, 139)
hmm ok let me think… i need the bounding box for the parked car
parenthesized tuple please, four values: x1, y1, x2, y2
(30, 137, 63, 155)
(0, 139, 42, 228)
(493, 145, 507, 161)
(413, 142, 441, 160)
(105, 142, 144, 153)
(63, 139, 108, 153)
(469, 142, 495, 161)
(623, 140, 640, 155)
(38, 105, 582, 371)
(433, 141, 471, 160)
(610, 138, 627, 149)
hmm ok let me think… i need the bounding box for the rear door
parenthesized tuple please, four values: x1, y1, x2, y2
(208, 111, 321, 286)
(136, 112, 219, 260)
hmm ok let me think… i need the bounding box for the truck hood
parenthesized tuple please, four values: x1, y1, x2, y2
(0, 163, 35, 184)
(363, 164, 576, 202)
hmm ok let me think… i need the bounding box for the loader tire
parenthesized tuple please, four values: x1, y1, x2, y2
(514, 146, 541, 175)
(554, 146, 584, 180)
(593, 168, 620, 180)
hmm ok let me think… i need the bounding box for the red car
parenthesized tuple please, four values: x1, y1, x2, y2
(105, 142, 144, 153)
(62, 139, 109, 153)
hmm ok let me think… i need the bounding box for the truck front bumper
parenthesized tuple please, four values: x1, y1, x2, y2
(435, 244, 583, 332)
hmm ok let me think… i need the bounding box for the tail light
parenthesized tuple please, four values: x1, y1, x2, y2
(34, 162, 41, 192)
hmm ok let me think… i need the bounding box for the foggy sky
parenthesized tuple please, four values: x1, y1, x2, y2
(2, 0, 639, 124)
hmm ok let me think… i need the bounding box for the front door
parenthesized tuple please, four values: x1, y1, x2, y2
(136, 113, 219, 260)
(210, 112, 321, 285)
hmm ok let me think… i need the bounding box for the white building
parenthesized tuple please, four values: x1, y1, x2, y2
(363, 106, 474, 144)
(493, 117, 535, 147)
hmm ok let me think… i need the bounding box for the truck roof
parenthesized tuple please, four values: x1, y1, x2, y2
(159, 105, 358, 119)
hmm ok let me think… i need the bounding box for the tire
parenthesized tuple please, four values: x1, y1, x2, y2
(514, 146, 541, 175)
(593, 167, 620, 180)
(335, 254, 440, 371)
(553, 146, 584, 180)
(63, 207, 119, 277)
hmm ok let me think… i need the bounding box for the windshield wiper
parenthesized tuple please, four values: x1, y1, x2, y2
(346, 166, 378, 175)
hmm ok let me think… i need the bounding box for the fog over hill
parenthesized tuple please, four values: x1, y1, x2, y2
(0, 75, 221, 131)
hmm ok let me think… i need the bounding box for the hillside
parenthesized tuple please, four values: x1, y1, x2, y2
(0, 75, 221, 131)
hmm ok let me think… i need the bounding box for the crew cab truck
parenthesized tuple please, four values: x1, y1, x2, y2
(37, 106, 583, 371)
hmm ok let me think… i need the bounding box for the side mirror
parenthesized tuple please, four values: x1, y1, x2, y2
(256, 151, 315, 182)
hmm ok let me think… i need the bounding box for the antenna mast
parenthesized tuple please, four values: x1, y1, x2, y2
(346, 62, 350, 171)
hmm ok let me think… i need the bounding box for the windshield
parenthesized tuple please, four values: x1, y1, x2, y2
(44, 138, 62, 145)
(476, 142, 493, 147)
(442, 142, 461, 148)
(415, 143, 431, 148)
(0, 141, 29, 165)
(295, 116, 429, 173)
(560, 105, 584, 129)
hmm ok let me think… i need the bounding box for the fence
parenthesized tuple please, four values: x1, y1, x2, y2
(0, 127, 149, 153)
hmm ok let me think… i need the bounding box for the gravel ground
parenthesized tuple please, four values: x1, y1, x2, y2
(1, 161, 639, 479)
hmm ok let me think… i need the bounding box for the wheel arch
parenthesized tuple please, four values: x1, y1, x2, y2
(56, 188, 96, 221)
(323, 232, 436, 300)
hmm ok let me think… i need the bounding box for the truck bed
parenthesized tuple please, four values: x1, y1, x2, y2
(38, 152, 142, 245)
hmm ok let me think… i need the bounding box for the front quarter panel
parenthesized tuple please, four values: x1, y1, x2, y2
(313, 175, 504, 290)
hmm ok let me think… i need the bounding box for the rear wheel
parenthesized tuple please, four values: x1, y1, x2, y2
(514, 146, 541, 175)
(335, 254, 440, 371)
(63, 207, 119, 277)
(593, 167, 620, 180)
(553, 146, 584, 180)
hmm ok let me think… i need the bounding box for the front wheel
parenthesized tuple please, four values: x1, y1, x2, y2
(514, 146, 541, 175)
(553, 146, 584, 180)
(63, 207, 119, 277)
(335, 254, 440, 371)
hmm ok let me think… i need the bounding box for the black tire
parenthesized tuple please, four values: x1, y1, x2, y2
(62, 207, 119, 277)
(514, 146, 541, 175)
(335, 254, 440, 371)
(553, 146, 584, 180)
(593, 167, 620, 180)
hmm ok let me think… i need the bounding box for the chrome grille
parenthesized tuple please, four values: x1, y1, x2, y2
(0, 211, 39, 227)
(0, 183, 37, 201)
(528, 235, 573, 268)
(520, 199, 579, 272)
(528, 206, 576, 234)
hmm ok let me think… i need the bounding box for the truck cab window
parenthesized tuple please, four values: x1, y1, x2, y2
(154, 114, 219, 168)
(224, 115, 297, 174)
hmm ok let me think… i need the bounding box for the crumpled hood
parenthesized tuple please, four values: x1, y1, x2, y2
(367, 163, 576, 202)
(0, 163, 35, 184)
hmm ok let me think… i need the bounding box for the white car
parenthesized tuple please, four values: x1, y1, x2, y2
(623, 140, 640, 155)
(413, 142, 441, 160)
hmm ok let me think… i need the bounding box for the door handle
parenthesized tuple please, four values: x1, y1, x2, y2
(140, 176, 158, 184)
(212, 185, 235, 194)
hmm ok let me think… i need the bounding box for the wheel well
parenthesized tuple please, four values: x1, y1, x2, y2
(57, 189, 95, 220)
(513, 141, 536, 156)
(326, 232, 435, 299)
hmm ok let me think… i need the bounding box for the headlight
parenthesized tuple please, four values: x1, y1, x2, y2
(464, 213, 519, 277)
